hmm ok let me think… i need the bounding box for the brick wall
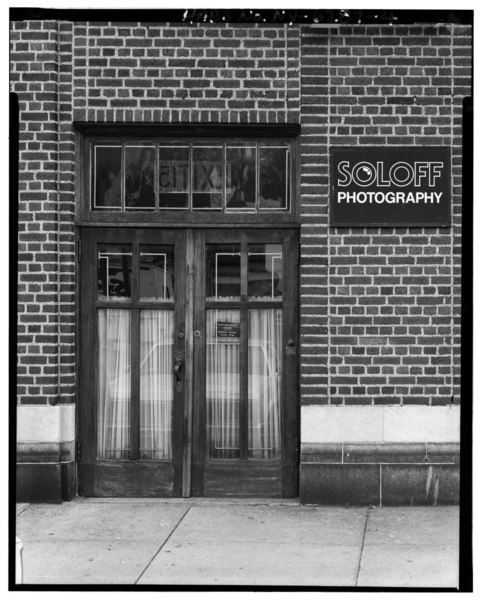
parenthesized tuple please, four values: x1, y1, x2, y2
(12, 20, 301, 407)
(73, 22, 300, 123)
(12, 20, 76, 406)
(299, 24, 469, 407)
(12, 19, 469, 413)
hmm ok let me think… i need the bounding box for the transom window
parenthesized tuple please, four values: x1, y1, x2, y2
(91, 140, 291, 213)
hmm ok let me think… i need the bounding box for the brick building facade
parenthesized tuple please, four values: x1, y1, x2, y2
(12, 10, 471, 503)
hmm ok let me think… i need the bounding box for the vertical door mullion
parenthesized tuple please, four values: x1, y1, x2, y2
(190, 229, 204, 496)
(240, 237, 248, 460)
(130, 243, 140, 460)
(181, 229, 194, 496)
(281, 230, 298, 497)
(79, 231, 97, 495)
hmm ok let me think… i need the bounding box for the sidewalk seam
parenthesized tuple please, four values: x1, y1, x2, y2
(355, 507, 370, 587)
(134, 503, 193, 585)
(16, 504, 31, 518)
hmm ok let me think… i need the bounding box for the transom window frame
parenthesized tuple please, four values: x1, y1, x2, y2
(76, 124, 300, 226)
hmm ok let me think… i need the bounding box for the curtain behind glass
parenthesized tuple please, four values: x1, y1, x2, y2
(248, 309, 282, 458)
(97, 309, 131, 459)
(206, 309, 240, 458)
(140, 310, 174, 460)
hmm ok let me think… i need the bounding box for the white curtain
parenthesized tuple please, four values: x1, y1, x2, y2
(97, 309, 131, 459)
(140, 310, 174, 460)
(206, 309, 240, 458)
(248, 309, 282, 458)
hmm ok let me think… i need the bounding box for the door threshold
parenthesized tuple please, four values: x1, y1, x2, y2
(74, 496, 301, 506)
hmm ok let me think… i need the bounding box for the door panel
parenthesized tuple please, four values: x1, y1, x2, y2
(79, 227, 298, 497)
(191, 229, 298, 497)
(79, 228, 186, 497)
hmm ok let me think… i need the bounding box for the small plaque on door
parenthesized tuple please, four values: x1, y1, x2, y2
(216, 321, 240, 340)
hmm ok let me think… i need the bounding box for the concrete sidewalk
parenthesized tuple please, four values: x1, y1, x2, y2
(15, 499, 459, 588)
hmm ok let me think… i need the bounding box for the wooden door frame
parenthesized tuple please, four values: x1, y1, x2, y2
(78, 225, 299, 497)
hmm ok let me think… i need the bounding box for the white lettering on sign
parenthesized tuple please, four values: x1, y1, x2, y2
(337, 161, 444, 188)
(331, 147, 450, 226)
(337, 191, 443, 204)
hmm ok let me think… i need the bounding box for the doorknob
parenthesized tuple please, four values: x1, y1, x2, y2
(174, 359, 183, 381)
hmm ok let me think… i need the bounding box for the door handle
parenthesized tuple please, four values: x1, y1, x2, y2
(174, 359, 183, 381)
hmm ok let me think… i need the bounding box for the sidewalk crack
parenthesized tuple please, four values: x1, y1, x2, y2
(134, 503, 192, 585)
(355, 507, 370, 587)
(16, 504, 31, 518)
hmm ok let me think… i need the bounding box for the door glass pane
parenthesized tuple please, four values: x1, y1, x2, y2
(125, 146, 156, 210)
(206, 309, 240, 459)
(248, 244, 283, 300)
(98, 244, 132, 301)
(140, 310, 174, 460)
(97, 309, 131, 459)
(192, 146, 223, 209)
(259, 146, 289, 210)
(139, 245, 174, 302)
(248, 309, 282, 459)
(206, 244, 241, 301)
(226, 146, 256, 210)
(159, 146, 190, 209)
(93, 146, 122, 209)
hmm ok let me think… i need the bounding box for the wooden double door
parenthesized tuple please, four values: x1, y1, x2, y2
(79, 227, 298, 497)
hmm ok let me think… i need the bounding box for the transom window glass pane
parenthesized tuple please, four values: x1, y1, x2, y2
(248, 309, 282, 459)
(93, 146, 122, 209)
(159, 146, 189, 209)
(125, 146, 156, 210)
(206, 244, 241, 301)
(139, 245, 174, 302)
(192, 146, 223, 209)
(90, 140, 291, 214)
(97, 309, 131, 459)
(259, 147, 289, 210)
(226, 146, 256, 210)
(98, 244, 132, 301)
(248, 244, 283, 300)
(206, 309, 240, 459)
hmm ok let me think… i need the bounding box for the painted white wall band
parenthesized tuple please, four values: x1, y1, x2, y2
(17, 405, 76, 444)
(301, 405, 460, 444)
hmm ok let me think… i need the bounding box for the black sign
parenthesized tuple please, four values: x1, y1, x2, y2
(216, 321, 240, 340)
(331, 147, 451, 227)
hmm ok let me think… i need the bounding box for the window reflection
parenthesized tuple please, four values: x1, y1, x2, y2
(206, 245, 241, 301)
(98, 244, 132, 301)
(226, 146, 256, 210)
(206, 309, 240, 459)
(91, 141, 291, 213)
(259, 147, 289, 210)
(192, 146, 223, 209)
(139, 310, 174, 460)
(94, 146, 122, 209)
(125, 146, 156, 210)
(159, 146, 189, 209)
(248, 309, 282, 458)
(97, 309, 131, 459)
(248, 244, 283, 300)
(139, 245, 174, 302)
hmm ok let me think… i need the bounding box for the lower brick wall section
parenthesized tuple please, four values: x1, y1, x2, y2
(16, 404, 76, 502)
(16, 461, 76, 503)
(300, 443, 459, 506)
